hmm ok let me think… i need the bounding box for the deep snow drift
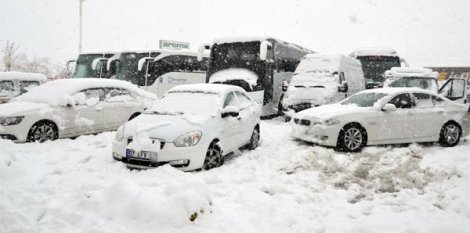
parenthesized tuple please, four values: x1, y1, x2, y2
(1, 119, 470, 233)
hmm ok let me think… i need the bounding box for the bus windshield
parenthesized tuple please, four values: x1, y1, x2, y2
(356, 56, 400, 85)
(116, 52, 160, 86)
(73, 54, 104, 78)
(209, 41, 264, 79)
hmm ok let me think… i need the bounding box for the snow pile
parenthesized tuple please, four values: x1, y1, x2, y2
(209, 68, 259, 89)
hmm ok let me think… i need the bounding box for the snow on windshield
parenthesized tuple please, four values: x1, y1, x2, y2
(341, 92, 388, 107)
(148, 91, 221, 116)
(294, 55, 339, 75)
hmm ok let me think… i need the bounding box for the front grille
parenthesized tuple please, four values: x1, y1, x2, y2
(121, 157, 189, 168)
(127, 137, 165, 150)
(0, 134, 17, 140)
(289, 103, 312, 112)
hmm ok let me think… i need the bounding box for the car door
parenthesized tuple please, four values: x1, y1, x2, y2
(102, 87, 139, 130)
(221, 91, 244, 152)
(234, 91, 257, 143)
(411, 92, 442, 139)
(439, 78, 467, 104)
(376, 92, 416, 143)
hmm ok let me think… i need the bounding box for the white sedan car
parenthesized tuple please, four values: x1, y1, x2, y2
(112, 84, 261, 171)
(291, 88, 470, 152)
(0, 78, 156, 142)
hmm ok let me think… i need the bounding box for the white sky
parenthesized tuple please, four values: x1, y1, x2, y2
(1, 0, 469, 67)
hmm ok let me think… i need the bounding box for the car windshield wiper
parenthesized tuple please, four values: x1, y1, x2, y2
(146, 111, 176, 116)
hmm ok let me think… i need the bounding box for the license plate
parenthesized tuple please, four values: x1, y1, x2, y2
(126, 149, 157, 160)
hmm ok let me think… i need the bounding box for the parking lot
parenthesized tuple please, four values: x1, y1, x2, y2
(1, 118, 469, 233)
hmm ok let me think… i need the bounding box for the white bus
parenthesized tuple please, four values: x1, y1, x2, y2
(205, 37, 315, 117)
(350, 47, 408, 89)
(107, 49, 208, 97)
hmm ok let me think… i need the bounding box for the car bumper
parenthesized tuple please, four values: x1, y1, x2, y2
(0, 124, 29, 142)
(112, 139, 208, 171)
(290, 122, 341, 147)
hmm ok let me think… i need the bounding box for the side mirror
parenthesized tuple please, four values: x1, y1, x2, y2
(91, 58, 107, 71)
(221, 106, 240, 118)
(197, 44, 211, 61)
(260, 41, 272, 61)
(338, 82, 348, 93)
(282, 80, 289, 92)
(66, 60, 76, 78)
(382, 103, 397, 112)
(138, 57, 154, 71)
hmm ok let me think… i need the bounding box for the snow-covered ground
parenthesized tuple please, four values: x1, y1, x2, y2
(1, 119, 470, 233)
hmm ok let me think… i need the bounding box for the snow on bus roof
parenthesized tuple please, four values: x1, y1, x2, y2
(168, 83, 244, 95)
(153, 50, 200, 61)
(15, 78, 156, 106)
(79, 51, 117, 55)
(385, 67, 438, 78)
(213, 36, 316, 54)
(0, 72, 47, 82)
(350, 47, 399, 57)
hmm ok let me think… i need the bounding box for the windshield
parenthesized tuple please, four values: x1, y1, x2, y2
(116, 52, 160, 86)
(294, 57, 339, 74)
(73, 54, 104, 78)
(0, 80, 15, 96)
(341, 92, 388, 107)
(208, 41, 265, 81)
(147, 91, 221, 116)
(357, 56, 400, 84)
(290, 73, 336, 87)
(388, 77, 438, 92)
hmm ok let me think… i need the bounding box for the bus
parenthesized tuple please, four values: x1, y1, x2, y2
(107, 49, 208, 97)
(349, 47, 408, 89)
(67, 52, 116, 78)
(204, 37, 315, 116)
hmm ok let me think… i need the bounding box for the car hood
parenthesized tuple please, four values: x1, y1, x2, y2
(122, 113, 215, 142)
(0, 101, 52, 117)
(294, 103, 373, 121)
(284, 86, 336, 106)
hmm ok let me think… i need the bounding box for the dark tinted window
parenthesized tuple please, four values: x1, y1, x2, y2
(412, 93, 433, 108)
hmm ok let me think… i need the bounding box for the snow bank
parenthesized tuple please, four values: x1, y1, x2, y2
(209, 68, 258, 89)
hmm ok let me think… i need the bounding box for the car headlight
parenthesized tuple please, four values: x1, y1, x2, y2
(324, 118, 340, 126)
(115, 125, 124, 141)
(0, 116, 25, 126)
(173, 130, 202, 147)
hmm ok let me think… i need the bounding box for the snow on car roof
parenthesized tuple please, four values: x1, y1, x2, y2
(385, 67, 438, 78)
(15, 78, 156, 106)
(350, 47, 399, 57)
(0, 72, 47, 82)
(168, 83, 245, 95)
(360, 87, 437, 95)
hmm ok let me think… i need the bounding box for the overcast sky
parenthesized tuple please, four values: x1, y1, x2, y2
(1, 0, 469, 67)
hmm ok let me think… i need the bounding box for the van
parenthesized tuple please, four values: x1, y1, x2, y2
(0, 72, 47, 104)
(383, 68, 439, 92)
(438, 76, 470, 104)
(281, 54, 365, 120)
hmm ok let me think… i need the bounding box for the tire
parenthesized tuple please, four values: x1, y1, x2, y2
(337, 123, 366, 152)
(27, 121, 58, 143)
(203, 142, 223, 170)
(247, 126, 260, 150)
(439, 122, 461, 147)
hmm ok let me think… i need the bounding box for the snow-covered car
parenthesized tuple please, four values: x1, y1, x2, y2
(112, 83, 261, 171)
(0, 71, 47, 104)
(291, 88, 470, 152)
(0, 78, 157, 142)
(383, 67, 439, 93)
(281, 54, 365, 120)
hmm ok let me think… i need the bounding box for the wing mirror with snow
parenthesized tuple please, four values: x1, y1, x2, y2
(382, 103, 397, 112)
(260, 41, 272, 61)
(221, 106, 240, 118)
(338, 81, 348, 93)
(197, 44, 211, 61)
(282, 80, 289, 92)
(137, 57, 155, 71)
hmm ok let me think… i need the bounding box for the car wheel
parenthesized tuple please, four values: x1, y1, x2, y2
(439, 122, 461, 147)
(337, 124, 366, 152)
(248, 126, 260, 150)
(203, 142, 223, 170)
(27, 121, 58, 143)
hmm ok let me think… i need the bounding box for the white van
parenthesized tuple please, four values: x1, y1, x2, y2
(383, 68, 439, 93)
(0, 72, 47, 104)
(281, 54, 365, 120)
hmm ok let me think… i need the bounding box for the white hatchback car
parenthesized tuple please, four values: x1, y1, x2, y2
(112, 84, 261, 171)
(291, 88, 470, 152)
(0, 78, 156, 142)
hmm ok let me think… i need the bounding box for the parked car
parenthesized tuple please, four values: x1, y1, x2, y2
(0, 71, 47, 104)
(281, 54, 365, 120)
(0, 78, 156, 142)
(383, 67, 439, 93)
(291, 88, 470, 152)
(112, 83, 261, 171)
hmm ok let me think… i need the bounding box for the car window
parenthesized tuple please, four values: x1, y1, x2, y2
(19, 81, 40, 94)
(81, 88, 105, 105)
(440, 79, 465, 100)
(388, 93, 413, 109)
(0, 81, 14, 96)
(412, 93, 433, 108)
(234, 91, 253, 109)
(105, 88, 133, 102)
(223, 91, 238, 108)
(432, 95, 445, 107)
